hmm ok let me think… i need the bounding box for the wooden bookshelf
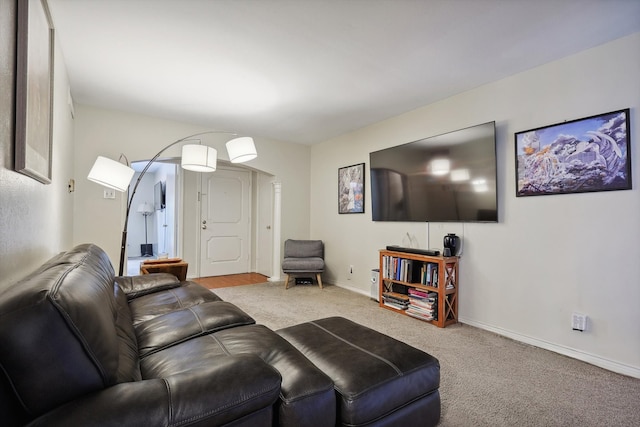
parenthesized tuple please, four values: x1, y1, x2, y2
(379, 249, 458, 328)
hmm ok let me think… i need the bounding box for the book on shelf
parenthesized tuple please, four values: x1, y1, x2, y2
(382, 292, 409, 302)
(409, 299, 436, 310)
(407, 303, 434, 314)
(419, 263, 438, 287)
(382, 291, 410, 310)
(406, 308, 435, 321)
(408, 288, 429, 298)
(382, 255, 426, 284)
(383, 301, 409, 310)
(407, 305, 436, 318)
(407, 290, 437, 320)
(408, 290, 437, 300)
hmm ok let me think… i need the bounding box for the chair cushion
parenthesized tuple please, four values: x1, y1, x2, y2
(284, 239, 323, 258)
(282, 257, 324, 272)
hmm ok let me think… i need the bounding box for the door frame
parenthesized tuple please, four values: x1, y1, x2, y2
(177, 163, 280, 279)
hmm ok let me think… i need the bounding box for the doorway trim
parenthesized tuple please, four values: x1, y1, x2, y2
(268, 181, 282, 282)
(178, 163, 280, 280)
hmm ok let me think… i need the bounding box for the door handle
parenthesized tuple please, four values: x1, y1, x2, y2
(202, 220, 207, 230)
(266, 226, 271, 230)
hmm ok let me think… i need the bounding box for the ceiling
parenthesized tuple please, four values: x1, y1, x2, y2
(48, 0, 640, 145)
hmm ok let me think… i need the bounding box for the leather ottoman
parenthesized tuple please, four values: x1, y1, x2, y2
(277, 317, 441, 427)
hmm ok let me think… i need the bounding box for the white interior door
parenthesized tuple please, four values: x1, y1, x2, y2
(200, 168, 251, 277)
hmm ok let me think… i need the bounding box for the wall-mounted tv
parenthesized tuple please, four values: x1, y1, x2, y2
(369, 121, 498, 222)
(154, 181, 166, 211)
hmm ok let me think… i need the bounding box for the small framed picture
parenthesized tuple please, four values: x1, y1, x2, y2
(338, 163, 365, 214)
(515, 109, 631, 197)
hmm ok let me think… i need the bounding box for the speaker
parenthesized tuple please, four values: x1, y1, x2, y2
(370, 269, 380, 301)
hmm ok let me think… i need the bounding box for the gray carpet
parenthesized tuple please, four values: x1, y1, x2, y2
(213, 282, 640, 426)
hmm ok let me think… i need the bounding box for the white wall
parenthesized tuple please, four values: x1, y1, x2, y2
(0, 0, 75, 286)
(311, 33, 640, 377)
(72, 105, 311, 272)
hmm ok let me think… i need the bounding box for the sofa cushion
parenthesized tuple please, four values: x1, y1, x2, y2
(0, 244, 120, 418)
(135, 301, 255, 358)
(26, 356, 282, 427)
(113, 283, 142, 382)
(114, 273, 181, 299)
(141, 325, 336, 427)
(127, 282, 222, 325)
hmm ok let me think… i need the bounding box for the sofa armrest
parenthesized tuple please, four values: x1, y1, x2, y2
(26, 355, 281, 427)
(114, 273, 181, 299)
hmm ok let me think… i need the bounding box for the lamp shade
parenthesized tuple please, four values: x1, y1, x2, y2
(226, 137, 257, 163)
(181, 144, 217, 172)
(87, 156, 135, 192)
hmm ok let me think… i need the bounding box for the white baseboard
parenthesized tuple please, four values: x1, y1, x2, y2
(460, 317, 640, 379)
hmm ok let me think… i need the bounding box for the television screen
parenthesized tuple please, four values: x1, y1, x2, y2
(154, 181, 166, 211)
(370, 122, 498, 222)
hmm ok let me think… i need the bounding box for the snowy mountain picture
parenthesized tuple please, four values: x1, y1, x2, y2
(515, 109, 631, 197)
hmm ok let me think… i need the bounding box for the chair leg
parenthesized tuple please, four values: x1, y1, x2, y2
(316, 273, 323, 289)
(284, 274, 290, 289)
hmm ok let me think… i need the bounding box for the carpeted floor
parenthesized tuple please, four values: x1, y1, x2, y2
(212, 281, 640, 427)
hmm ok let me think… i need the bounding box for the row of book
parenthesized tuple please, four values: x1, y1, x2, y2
(406, 289, 437, 321)
(381, 256, 439, 287)
(382, 292, 409, 310)
(382, 289, 439, 322)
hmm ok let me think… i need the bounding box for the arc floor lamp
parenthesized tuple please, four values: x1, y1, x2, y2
(87, 131, 257, 276)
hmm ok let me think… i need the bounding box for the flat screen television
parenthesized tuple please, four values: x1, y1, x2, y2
(369, 121, 498, 222)
(154, 181, 166, 211)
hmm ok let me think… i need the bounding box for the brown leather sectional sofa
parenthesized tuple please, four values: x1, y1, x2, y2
(0, 244, 440, 426)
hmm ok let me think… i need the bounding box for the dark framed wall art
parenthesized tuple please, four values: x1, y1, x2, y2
(338, 163, 365, 214)
(515, 109, 631, 197)
(15, 0, 55, 184)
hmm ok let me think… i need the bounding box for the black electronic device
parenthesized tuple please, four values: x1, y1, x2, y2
(154, 180, 166, 211)
(370, 121, 498, 222)
(386, 246, 440, 256)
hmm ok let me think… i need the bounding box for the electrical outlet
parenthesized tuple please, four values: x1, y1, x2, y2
(103, 189, 116, 199)
(572, 312, 587, 332)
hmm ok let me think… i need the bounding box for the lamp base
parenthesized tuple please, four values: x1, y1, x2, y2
(140, 244, 153, 257)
